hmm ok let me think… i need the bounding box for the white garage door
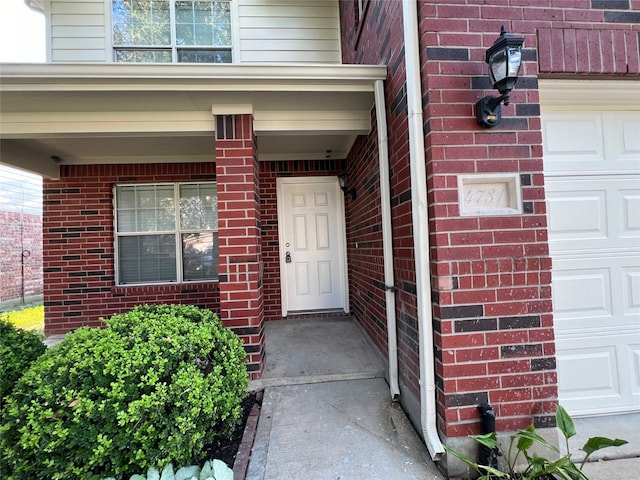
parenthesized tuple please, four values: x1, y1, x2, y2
(541, 80, 640, 417)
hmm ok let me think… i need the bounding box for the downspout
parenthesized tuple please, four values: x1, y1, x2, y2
(402, 0, 445, 461)
(374, 79, 400, 401)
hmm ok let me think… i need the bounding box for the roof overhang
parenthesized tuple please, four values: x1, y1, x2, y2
(1, 63, 387, 178)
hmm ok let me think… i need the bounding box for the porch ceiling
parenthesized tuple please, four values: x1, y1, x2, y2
(0, 63, 387, 178)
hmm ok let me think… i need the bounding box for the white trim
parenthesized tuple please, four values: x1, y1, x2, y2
(402, 0, 445, 462)
(113, 181, 218, 286)
(276, 176, 349, 317)
(0, 63, 387, 92)
(1, 111, 216, 137)
(105, 0, 113, 62)
(230, 0, 240, 63)
(539, 79, 640, 111)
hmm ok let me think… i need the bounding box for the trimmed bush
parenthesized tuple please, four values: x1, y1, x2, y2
(0, 304, 248, 480)
(0, 316, 46, 401)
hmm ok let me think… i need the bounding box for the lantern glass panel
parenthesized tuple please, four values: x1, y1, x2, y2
(507, 46, 522, 77)
(489, 49, 507, 85)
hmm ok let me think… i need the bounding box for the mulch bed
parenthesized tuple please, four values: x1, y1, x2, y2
(199, 391, 262, 479)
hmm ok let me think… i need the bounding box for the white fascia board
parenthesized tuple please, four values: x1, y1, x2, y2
(2, 111, 215, 137)
(539, 79, 640, 110)
(254, 110, 372, 135)
(0, 63, 388, 93)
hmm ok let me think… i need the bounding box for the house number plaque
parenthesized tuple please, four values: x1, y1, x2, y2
(458, 174, 522, 216)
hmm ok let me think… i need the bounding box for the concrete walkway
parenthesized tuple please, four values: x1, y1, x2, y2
(247, 317, 443, 480)
(245, 316, 640, 480)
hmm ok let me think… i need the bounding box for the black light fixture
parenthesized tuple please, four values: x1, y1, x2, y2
(476, 26, 525, 128)
(338, 173, 356, 200)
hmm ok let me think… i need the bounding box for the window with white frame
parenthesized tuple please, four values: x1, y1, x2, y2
(112, 0, 232, 63)
(114, 183, 218, 285)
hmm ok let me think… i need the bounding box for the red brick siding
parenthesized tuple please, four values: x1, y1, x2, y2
(341, 0, 639, 440)
(0, 211, 43, 303)
(347, 129, 389, 359)
(43, 163, 220, 334)
(215, 115, 264, 378)
(259, 160, 345, 322)
(341, 0, 425, 401)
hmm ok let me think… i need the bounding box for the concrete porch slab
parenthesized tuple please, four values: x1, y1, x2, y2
(245, 378, 443, 480)
(249, 316, 385, 390)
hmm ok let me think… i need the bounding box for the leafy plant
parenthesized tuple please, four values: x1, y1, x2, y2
(444, 404, 628, 479)
(0, 304, 248, 480)
(101, 458, 233, 480)
(0, 315, 46, 400)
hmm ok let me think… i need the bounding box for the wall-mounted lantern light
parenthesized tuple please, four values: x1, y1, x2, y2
(338, 173, 356, 200)
(476, 26, 525, 128)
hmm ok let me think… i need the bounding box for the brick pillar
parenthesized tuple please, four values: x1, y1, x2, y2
(215, 114, 264, 379)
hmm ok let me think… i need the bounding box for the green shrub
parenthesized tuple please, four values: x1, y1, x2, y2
(0, 304, 248, 480)
(0, 316, 46, 400)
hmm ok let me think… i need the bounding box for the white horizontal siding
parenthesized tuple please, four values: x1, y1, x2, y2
(50, 0, 107, 62)
(238, 0, 340, 64)
(241, 50, 338, 63)
(46, 0, 340, 64)
(51, 1, 105, 14)
(52, 37, 105, 49)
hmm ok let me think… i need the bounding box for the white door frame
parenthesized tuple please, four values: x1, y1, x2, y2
(276, 176, 350, 317)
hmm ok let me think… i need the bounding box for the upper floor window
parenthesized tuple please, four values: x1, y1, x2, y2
(114, 182, 218, 285)
(112, 0, 232, 63)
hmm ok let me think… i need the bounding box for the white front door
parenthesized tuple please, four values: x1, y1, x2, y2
(541, 81, 640, 416)
(277, 177, 348, 315)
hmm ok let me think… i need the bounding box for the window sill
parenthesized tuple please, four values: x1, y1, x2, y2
(112, 281, 219, 297)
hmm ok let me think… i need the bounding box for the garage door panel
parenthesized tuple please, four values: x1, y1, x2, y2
(607, 112, 640, 164)
(621, 190, 640, 236)
(557, 344, 618, 396)
(557, 334, 639, 416)
(553, 256, 638, 328)
(543, 84, 640, 416)
(624, 267, 640, 316)
(553, 267, 612, 322)
(543, 113, 605, 168)
(547, 189, 606, 242)
(630, 344, 640, 396)
(547, 177, 640, 251)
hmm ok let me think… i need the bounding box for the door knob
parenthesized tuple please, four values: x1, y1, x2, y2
(285, 251, 292, 263)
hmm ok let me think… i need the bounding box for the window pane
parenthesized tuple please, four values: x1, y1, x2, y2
(179, 183, 217, 230)
(182, 232, 218, 281)
(175, 0, 230, 47)
(213, 24, 231, 47)
(112, 0, 171, 46)
(195, 24, 213, 45)
(116, 185, 175, 232)
(115, 49, 172, 62)
(118, 235, 177, 284)
(177, 48, 231, 63)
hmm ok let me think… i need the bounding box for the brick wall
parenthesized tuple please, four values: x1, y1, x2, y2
(340, 0, 639, 443)
(0, 211, 43, 303)
(259, 159, 345, 322)
(215, 114, 264, 378)
(43, 163, 220, 334)
(341, 0, 427, 411)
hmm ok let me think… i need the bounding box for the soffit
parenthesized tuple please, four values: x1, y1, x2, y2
(0, 63, 386, 176)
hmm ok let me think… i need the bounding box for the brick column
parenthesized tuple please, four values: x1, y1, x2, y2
(215, 114, 264, 379)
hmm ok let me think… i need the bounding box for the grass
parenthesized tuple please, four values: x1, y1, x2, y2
(2, 304, 44, 331)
